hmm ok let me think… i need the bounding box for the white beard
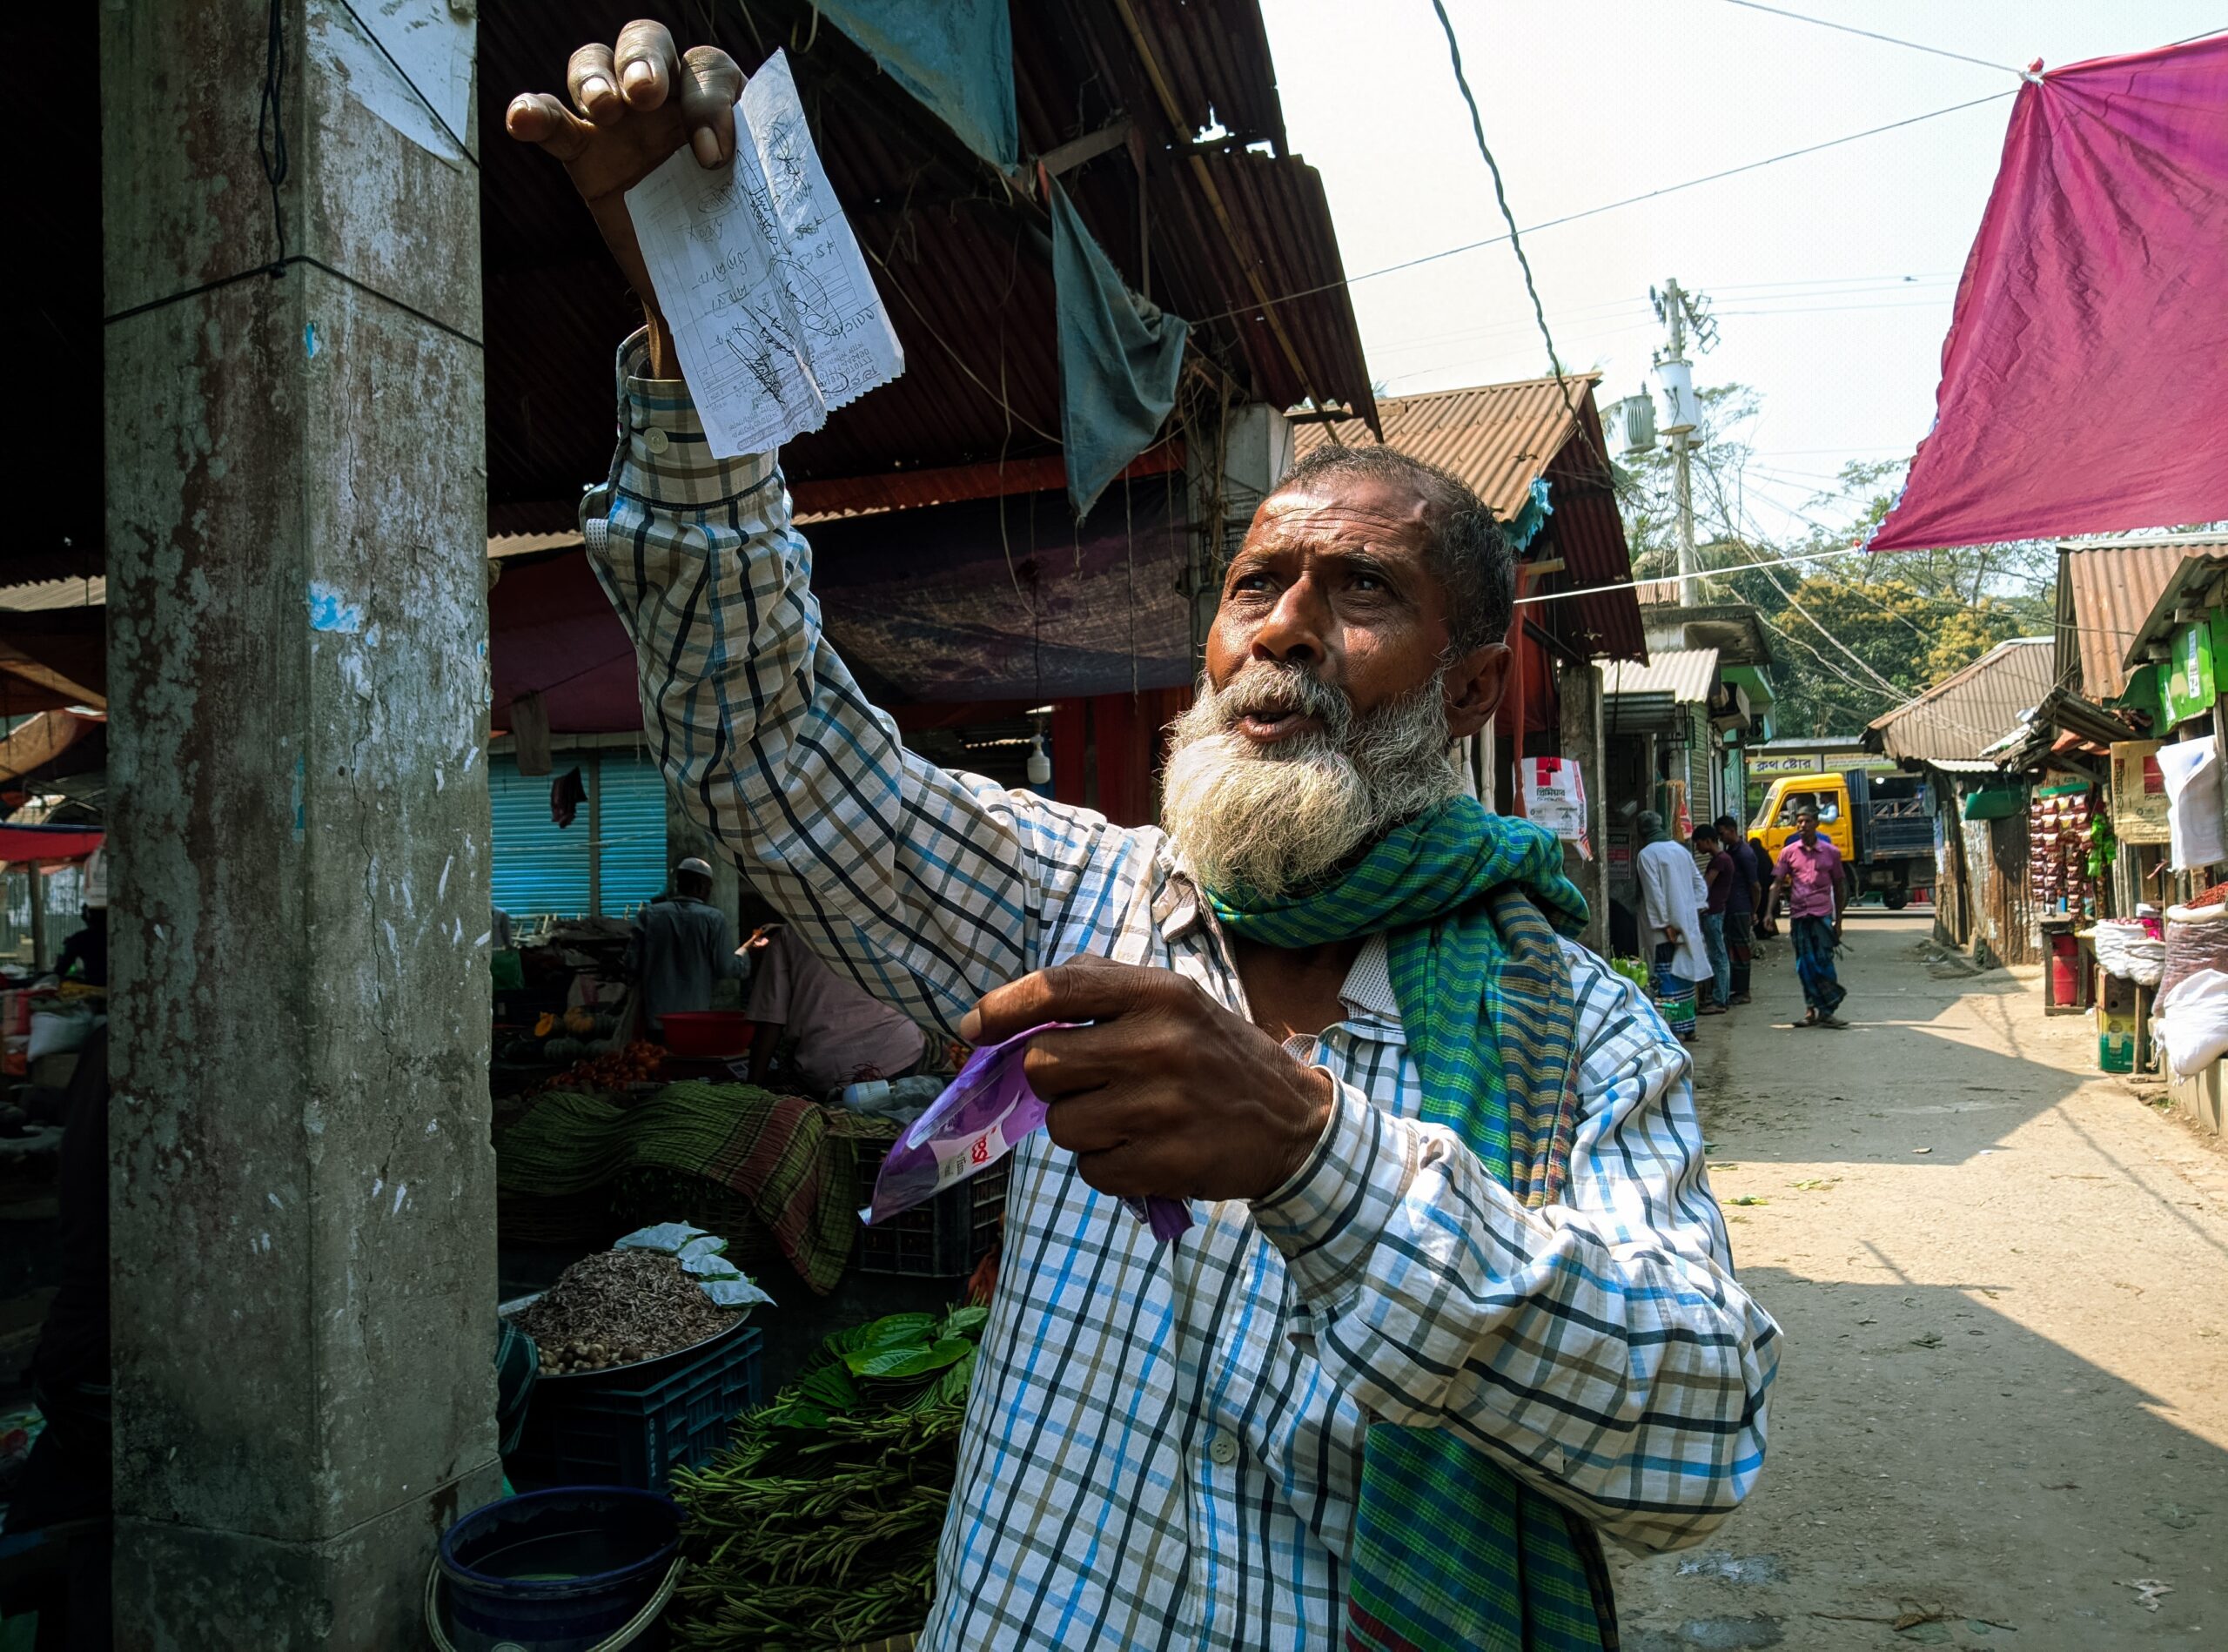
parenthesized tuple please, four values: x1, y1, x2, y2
(1160, 659, 1461, 898)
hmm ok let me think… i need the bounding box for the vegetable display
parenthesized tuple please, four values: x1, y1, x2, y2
(667, 1306, 988, 1649)
(522, 1039, 668, 1099)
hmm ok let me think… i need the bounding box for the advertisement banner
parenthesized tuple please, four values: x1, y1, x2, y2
(2110, 740, 2171, 845)
(1521, 756, 1592, 859)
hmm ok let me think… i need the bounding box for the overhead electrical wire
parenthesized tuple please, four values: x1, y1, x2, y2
(1714, 0, 2032, 80)
(1187, 87, 2018, 329)
(1512, 543, 1854, 608)
(1426, 0, 1604, 476)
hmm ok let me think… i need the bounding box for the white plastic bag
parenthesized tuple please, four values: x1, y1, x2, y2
(2152, 966, 2228, 1077)
(27, 1011, 92, 1063)
(2157, 735, 2225, 872)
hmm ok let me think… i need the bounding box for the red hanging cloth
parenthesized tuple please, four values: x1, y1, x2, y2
(1869, 37, 2228, 553)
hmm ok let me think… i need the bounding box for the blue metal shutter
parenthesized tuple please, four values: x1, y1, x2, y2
(594, 752, 672, 920)
(489, 755, 592, 920)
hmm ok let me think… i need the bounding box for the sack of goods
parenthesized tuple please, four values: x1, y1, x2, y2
(2152, 900, 2228, 1077)
(2092, 918, 2167, 986)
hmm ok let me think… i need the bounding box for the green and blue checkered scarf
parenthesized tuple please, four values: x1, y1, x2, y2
(1206, 796, 1616, 1652)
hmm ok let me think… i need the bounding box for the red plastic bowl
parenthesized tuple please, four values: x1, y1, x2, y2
(657, 1012, 755, 1058)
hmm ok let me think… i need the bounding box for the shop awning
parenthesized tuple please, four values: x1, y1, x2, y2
(1604, 648, 1719, 705)
(0, 823, 104, 864)
(0, 708, 104, 784)
(1602, 648, 1718, 736)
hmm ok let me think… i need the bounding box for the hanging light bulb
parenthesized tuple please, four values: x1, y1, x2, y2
(1025, 732, 1052, 787)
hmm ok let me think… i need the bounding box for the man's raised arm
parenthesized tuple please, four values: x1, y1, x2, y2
(508, 23, 1122, 1033)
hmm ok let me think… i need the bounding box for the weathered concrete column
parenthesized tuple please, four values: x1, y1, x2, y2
(1560, 661, 1610, 956)
(103, 3, 497, 1643)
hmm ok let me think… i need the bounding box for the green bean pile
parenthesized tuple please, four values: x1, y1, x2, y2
(667, 1307, 988, 1650)
(495, 1085, 789, 1196)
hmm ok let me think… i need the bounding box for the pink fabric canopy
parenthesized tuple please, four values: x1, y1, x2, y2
(1869, 37, 2228, 553)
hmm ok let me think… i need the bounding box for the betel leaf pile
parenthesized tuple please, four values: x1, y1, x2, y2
(667, 1305, 990, 1649)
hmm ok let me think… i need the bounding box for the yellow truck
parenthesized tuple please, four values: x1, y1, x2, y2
(1748, 769, 1935, 910)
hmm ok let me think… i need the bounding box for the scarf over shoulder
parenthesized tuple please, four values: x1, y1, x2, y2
(1205, 795, 1616, 1651)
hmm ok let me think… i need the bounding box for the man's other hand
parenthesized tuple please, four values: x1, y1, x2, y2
(505, 22, 742, 366)
(961, 957, 1336, 1204)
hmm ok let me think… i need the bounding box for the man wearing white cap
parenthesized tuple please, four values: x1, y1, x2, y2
(625, 856, 748, 1033)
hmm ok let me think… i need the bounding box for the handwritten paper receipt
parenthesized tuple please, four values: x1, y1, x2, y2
(626, 50, 904, 459)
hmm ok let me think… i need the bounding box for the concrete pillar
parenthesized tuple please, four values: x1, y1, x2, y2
(103, 3, 498, 1644)
(1560, 661, 1610, 956)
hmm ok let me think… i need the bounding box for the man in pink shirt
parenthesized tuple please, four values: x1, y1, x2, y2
(1769, 805, 1848, 1028)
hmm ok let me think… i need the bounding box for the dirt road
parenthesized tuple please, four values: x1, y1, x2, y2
(1611, 912, 2225, 1651)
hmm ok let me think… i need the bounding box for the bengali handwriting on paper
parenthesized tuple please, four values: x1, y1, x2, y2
(626, 50, 904, 459)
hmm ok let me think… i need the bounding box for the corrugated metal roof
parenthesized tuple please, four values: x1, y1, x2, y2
(1603, 648, 1720, 705)
(1292, 377, 1599, 518)
(2118, 547, 2228, 673)
(1866, 638, 2057, 765)
(1289, 376, 1645, 661)
(478, 0, 1377, 530)
(0, 578, 106, 612)
(2057, 534, 2227, 699)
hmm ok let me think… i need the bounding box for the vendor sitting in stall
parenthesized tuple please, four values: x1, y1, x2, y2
(742, 893, 929, 1098)
(624, 856, 748, 1036)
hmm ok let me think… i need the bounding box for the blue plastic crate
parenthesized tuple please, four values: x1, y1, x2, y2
(508, 1323, 762, 1491)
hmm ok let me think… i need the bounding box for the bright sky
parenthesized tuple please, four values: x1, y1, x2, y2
(1262, 1, 2222, 542)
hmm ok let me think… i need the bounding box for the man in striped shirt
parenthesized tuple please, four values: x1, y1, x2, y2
(509, 24, 1777, 1649)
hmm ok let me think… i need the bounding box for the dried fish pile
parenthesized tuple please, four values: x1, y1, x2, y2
(509, 1249, 741, 1374)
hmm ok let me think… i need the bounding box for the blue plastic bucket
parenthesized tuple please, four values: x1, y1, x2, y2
(433, 1486, 682, 1652)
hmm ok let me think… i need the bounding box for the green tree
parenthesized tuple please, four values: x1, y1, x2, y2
(1612, 384, 2055, 737)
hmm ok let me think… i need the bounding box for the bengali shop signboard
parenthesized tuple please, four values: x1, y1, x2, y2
(1748, 751, 1898, 781)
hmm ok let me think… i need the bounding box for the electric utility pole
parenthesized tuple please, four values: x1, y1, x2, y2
(1651, 279, 1715, 606)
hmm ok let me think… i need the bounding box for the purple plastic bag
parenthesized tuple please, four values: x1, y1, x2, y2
(860, 1021, 1192, 1243)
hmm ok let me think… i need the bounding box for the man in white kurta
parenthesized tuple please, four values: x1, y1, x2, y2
(1635, 810, 1711, 991)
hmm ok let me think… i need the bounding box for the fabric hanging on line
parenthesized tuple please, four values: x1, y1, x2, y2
(550, 765, 587, 830)
(1504, 477, 1554, 552)
(509, 690, 554, 777)
(1047, 174, 1191, 520)
(810, 0, 1017, 166)
(1869, 37, 2228, 551)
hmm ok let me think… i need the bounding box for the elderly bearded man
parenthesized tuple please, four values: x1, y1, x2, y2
(509, 25, 1776, 1650)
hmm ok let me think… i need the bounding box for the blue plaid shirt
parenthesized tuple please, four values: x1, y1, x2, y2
(585, 337, 1779, 1649)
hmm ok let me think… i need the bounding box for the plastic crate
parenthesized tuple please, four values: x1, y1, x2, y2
(857, 1149, 1008, 1278)
(508, 1323, 762, 1491)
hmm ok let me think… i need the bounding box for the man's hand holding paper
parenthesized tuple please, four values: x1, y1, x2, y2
(503, 21, 743, 379)
(504, 23, 903, 446)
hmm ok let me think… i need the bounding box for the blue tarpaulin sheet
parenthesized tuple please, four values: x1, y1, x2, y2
(814, 0, 1017, 167)
(1048, 176, 1190, 520)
